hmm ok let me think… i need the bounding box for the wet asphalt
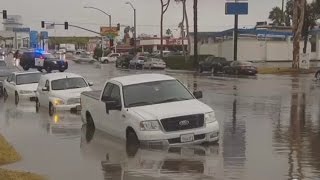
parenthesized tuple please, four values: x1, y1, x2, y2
(1, 58, 320, 180)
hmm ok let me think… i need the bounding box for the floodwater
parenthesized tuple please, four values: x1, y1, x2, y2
(1, 60, 320, 180)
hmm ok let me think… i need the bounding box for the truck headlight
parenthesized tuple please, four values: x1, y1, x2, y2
(19, 90, 33, 94)
(140, 120, 161, 131)
(205, 112, 216, 124)
(53, 98, 64, 106)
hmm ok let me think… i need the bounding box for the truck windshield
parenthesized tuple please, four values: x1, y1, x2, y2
(123, 80, 194, 108)
(16, 73, 41, 85)
(51, 78, 87, 90)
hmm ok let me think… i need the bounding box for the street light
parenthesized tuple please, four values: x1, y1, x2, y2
(84, 6, 111, 28)
(125, 2, 137, 54)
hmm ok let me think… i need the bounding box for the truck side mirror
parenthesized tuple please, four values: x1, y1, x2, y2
(193, 91, 203, 99)
(88, 82, 93, 86)
(105, 100, 122, 114)
(42, 87, 49, 91)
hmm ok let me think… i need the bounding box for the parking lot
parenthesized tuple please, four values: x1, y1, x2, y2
(1, 57, 320, 180)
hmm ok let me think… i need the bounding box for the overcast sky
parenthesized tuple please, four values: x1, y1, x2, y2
(2, 0, 282, 37)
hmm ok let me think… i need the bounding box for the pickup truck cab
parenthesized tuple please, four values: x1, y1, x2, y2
(81, 74, 219, 146)
(36, 73, 93, 116)
(3, 72, 41, 105)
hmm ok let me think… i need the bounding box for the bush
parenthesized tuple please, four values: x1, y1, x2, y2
(163, 54, 212, 70)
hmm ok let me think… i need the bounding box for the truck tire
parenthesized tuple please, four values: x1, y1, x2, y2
(22, 65, 30, 71)
(45, 66, 52, 73)
(103, 60, 109, 64)
(49, 103, 54, 116)
(126, 128, 139, 145)
(37, 67, 43, 72)
(59, 68, 65, 72)
(86, 112, 95, 128)
(15, 92, 19, 105)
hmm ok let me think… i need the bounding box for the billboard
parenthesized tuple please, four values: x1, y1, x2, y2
(100, 27, 119, 38)
(225, 2, 248, 15)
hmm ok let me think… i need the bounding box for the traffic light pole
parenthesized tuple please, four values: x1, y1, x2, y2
(45, 23, 102, 35)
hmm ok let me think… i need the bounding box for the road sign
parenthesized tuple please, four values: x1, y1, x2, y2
(225, 2, 248, 15)
(40, 31, 49, 39)
(46, 23, 55, 29)
(100, 27, 119, 37)
(30, 31, 39, 48)
(12, 27, 31, 33)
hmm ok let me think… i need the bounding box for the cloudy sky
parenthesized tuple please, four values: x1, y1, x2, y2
(2, 0, 282, 37)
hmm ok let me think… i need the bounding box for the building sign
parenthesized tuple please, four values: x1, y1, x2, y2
(40, 31, 49, 39)
(225, 2, 248, 15)
(100, 27, 119, 38)
(13, 27, 30, 33)
(30, 31, 39, 48)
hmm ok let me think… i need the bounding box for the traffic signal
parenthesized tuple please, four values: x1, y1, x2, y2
(117, 23, 120, 31)
(41, 21, 45, 28)
(110, 39, 114, 47)
(64, 22, 68, 30)
(2, 10, 7, 19)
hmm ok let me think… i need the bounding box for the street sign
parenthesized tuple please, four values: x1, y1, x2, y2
(40, 31, 49, 39)
(225, 2, 248, 15)
(46, 23, 55, 29)
(100, 27, 119, 37)
(30, 31, 39, 48)
(12, 27, 31, 33)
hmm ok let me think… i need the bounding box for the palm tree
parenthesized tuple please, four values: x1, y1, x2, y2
(166, 28, 172, 36)
(160, 0, 171, 58)
(175, 0, 191, 56)
(269, 7, 283, 25)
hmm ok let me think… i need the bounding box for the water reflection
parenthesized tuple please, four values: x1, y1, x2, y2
(80, 125, 221, 180)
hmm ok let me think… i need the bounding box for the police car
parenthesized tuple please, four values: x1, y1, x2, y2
(19, 50, 68, 73)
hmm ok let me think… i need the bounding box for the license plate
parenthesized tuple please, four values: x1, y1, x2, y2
(180, 134, 194, 143)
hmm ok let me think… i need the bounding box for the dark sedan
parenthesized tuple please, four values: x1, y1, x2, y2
(198, 56, 230, 74)
(115, 54, 134, 69)
(223, 61, 258, 76)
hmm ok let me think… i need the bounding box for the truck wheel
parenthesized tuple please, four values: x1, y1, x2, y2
(45, 66, 52, 73)
(104, 60, 109, 64)
(37, 67, 43, 72)
(15, 92, 19, 105)
(3, 89, 8, 100)
(86, 112, 95, 128)
(59, 68, 65, 72)
(22, 65, 29, 71)
(49, 103, 55, 116)
(126, 129, 139, 145)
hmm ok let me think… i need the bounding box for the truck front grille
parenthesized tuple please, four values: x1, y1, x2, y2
(160, 114, 204, 132)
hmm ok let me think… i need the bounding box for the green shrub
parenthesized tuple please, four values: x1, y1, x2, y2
(163, 54, 212, 70)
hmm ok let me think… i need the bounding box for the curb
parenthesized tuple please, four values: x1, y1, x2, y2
(165, 69, 196, 74)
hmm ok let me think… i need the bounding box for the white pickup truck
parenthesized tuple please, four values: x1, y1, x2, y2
(80, 74, 219, 146)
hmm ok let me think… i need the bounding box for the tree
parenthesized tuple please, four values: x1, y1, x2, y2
(166, 28, 172, 36)
(193, 0, 198, 68)
(160, 0, 171, 58)
(175, 0, 191, 56)
(292, 0, 306, 69)
(269, 7, 284, 25)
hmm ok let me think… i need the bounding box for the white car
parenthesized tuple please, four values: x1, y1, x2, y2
(80, 74, 219, 146)
(144, 58, 166, 69)
(3, 72, 41, 105)
(100, 53, 121, 64)
(36, 72, 93, 116)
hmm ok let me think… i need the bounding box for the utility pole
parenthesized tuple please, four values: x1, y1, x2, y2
(234, 0, 238, 61)
(126, 2, 137, 55)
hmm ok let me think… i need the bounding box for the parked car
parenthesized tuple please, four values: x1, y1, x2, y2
(20, 50, 68, 73)
(223, 61, 258, 75)
(315, 70, 320, 80)
(100, 53, 121, 64)
(80, 74, 220, 146)
(3, 72, 41, 105)
(115, 54, 134, 69)
(143, 58, 166, 70)
(0, 60, 16, 97)
(36, 73, 93, 116)
(129, 56, 145, 69)
(198, 56, 229, 74)
(74, 54, 96, 64)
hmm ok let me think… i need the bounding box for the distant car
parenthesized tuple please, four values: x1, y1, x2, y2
(36, 73, 93, 116)
(20, 50, 68, 73)
(3, 72, 41, 105)
(198, 56, 230, 74)
(223, 61, 258, 76)
(115, 54, 134, 69)
(129, 56, 145, 69)
(100, 53, 121, 64)
(144, 58, 166, 70)
(74, 54, 96, 64)
(0, 60, 15, 97)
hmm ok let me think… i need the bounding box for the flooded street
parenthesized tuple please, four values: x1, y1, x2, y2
(1, 61, 320, 180)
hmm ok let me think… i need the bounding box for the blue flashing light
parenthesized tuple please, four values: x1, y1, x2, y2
(35, 49, 46, 54)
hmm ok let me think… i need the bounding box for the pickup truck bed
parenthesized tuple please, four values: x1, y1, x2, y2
(81, 90, 101, 100)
